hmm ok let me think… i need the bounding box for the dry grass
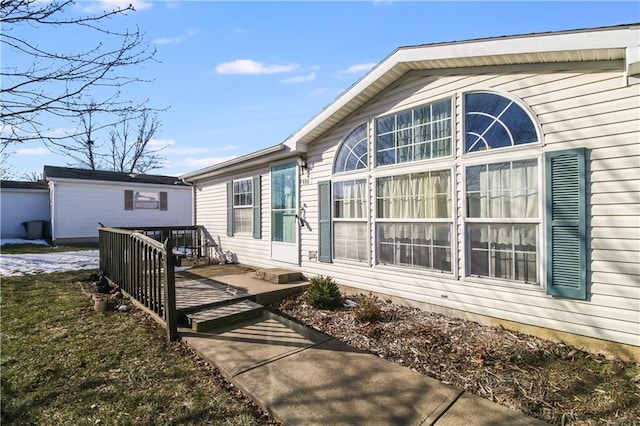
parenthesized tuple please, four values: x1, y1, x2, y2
(1, 270, 276, 425)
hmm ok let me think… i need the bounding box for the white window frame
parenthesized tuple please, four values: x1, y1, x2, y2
(374, 96, 454, 168)
(232, 178, 253, 235)
(461, 149, 545, 289)
(462, 90, 543, 157)
(332, 177, 370, 264)
(372, 166, 455, 274)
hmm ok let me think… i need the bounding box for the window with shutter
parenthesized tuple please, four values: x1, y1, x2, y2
(318, 180, 332, 263)
(124, 190, 134, 210)
(226, 181, 233, 237)
(160, 192, 168, 210)
(545, 148, 587, 300)
(253, 175, 261, 239)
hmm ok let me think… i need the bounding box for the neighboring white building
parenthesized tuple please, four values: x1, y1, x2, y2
(44, 166, 193, 243)
(0, 181, 51, 239)
(182, 24, 640, 358)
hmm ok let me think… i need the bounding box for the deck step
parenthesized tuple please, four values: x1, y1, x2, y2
(255, 268, 303, 284)
(186, 300, 264, 332)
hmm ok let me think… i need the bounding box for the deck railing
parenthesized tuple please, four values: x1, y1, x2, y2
(119, 225, 209, 259)
(98, 227, 178, 341)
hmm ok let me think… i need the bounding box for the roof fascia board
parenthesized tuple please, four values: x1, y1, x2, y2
(46, 176, 188, 189)
(0, 187, 49, 193)
(181, 144, 300, 181)
(408, 60, 625, 77)
(396, 27, 638, 63)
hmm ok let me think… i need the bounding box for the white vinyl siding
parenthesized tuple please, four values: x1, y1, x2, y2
(195, 171, 273, 269)
(50, 181, 191, 241)
(0, 188, 50, 238)
(301, 66, 639, 347)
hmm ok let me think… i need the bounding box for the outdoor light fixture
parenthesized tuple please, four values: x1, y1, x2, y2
(297, 155, 308, 173)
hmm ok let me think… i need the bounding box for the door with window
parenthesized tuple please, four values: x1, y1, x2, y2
(271, 162, 298, 264)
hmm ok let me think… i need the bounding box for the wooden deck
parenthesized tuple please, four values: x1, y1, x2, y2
(174, 263, 308, 314)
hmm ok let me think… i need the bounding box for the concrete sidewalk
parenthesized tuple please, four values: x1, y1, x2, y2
(180, 312, 549, 426)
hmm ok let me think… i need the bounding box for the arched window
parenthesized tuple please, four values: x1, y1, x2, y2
(334, 123, 368, 173)
(464, 92, 538, 153)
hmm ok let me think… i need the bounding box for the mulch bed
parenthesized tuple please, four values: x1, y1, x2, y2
(270, 292, 640, 426)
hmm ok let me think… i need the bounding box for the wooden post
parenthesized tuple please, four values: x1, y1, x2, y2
(163, 238, 178, 341)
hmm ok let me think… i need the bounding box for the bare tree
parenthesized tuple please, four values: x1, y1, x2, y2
(0, 151, 17, 180)
(22, 170, 43, 182)
(46, 106, 167, 174)
(108, 109, 166, 174)
(47, 101, 105, 171)
(0, 0, 157, 149)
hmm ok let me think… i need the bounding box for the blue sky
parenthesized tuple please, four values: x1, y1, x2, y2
(3, 0, 639, 178)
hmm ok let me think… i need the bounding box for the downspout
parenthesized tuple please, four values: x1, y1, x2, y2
(180, 178, 196, 226)
(48, 180, 55, 242)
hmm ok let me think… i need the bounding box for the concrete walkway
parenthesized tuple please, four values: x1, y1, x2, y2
(180, 312, 549, 426)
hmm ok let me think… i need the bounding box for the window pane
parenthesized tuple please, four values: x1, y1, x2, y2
(334, 179, 366, 219)
(377, 170, 451, 220)
(233, 179, 253, 207)
(376, 222, 451, 273)
(234, 208, 252, 233)
(377, 223, 395, 265)
(335, 123, 369, 173)
(377, 116, 394, 134)
(466, 160, 538, 219)
(465, 92, 538, 153)
(374, 98, 452, 166)
(468, 223, 538, 283)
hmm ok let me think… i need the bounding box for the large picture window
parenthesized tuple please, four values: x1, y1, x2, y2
(375, 170, 452, 272)
(319, 90, 583, 296)
(375, 99, 452, 166)
(333, 179, 368, 262)
(466, 160, 539, 283)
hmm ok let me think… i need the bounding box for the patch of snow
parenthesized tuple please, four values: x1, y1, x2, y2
(1, 238, 50, 246)
(0, 250, 99, 277)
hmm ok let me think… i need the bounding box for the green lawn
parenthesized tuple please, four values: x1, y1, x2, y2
(1, 270, 273, 425)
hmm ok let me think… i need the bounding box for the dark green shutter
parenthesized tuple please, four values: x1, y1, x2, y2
(545, 148, 587, 300)
(253, 175, 261, 239)
(159, 192, 168, 211)
(124, 190, 133, 210)
(226, 181, 233, 237)
(318, 180, 332, 263)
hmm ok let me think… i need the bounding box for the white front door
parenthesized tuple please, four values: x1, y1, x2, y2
(271, 162, 299, 264)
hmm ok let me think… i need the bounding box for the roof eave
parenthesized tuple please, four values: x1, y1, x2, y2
(284, 24, 639, 149)
(180, 143, 303, 182)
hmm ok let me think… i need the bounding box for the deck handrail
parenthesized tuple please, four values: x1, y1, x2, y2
(98, 227, 177, 341)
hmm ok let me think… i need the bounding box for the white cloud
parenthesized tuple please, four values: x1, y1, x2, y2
(14, 147, 51, 156)
(166, 146, 235, 155)
(183, 155, 237, 168)
(309, 87, 330, 97)
(81, 0, 153, 13)
(215, 60, 298, 75)
(148, 138, 175, 148)
(280, 72, 317, 84)
(153, 29, 198, 46)
(340, 63, 377, 74)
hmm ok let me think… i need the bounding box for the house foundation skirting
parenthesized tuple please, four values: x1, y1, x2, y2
(339, 285, 640, 363)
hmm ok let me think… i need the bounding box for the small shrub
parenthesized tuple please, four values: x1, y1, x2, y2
(353, 295, 383, 323)
(305, 275, 342, 310)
